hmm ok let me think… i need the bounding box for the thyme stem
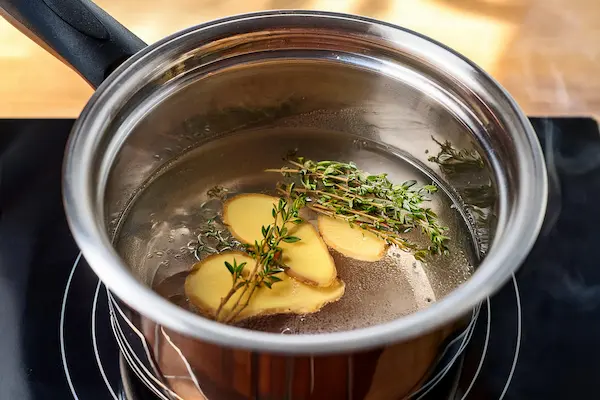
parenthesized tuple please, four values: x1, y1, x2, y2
(269, 158, 450, 260)
(216, 187, 306, 322)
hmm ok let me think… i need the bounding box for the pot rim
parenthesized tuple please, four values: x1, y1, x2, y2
(63, 10, 548, 354)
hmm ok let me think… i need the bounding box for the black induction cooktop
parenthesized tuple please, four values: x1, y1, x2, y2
(1, 117, 600, 400)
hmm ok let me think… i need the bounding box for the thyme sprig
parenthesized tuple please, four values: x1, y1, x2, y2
(267, 158, 449, 261)
(215, 187, 306, 323)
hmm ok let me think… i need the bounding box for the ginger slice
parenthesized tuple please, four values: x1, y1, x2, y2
(223, 193, 337, 287)
(318, 215, 388, 262)
(185, 252, 345, 322)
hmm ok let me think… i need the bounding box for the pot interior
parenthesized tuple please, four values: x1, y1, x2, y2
(108, 30, 498, 334)
(74, 13, 543, 345)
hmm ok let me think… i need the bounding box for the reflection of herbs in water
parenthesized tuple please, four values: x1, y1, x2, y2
(188, 157, 451, 325)
(428, 137, 495, 254)
(427, 137, 484, 175)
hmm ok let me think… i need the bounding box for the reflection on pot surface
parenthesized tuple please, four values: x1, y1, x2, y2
(111, 292, 467, 399)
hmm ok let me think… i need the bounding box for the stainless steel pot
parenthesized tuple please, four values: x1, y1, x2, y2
(2, 2, 547, 399)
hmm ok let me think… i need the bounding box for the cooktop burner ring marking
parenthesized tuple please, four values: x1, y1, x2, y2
(108, 291, 183, 399)
(62, 254, 521, 400)
(412, 304, 482, 399)
(92, 280, 119, 400)
(59, 252, 82, 400)
(446, 353, 466, 398)
(458, 299, 491, 399)
(498, 275, 522, 400)
(159, 325, 207, 397)
(111, 316, 172, 400)
(459, 274, 522, 399)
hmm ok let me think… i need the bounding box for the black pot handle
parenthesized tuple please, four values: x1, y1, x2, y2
(0, 0, 147, 88)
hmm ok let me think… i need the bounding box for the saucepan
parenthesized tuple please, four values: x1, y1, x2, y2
(2, 1, 547, 399)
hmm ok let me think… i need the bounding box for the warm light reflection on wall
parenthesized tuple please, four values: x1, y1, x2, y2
(102, 0, 519, 75)
(386, 1, 516, 73)
(2, 0, 596, 117)
(0, 19, 33, 58)
(310, 0, 518, 74)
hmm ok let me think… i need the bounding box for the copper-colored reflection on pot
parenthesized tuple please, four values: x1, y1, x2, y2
(141, 317, 457, 400)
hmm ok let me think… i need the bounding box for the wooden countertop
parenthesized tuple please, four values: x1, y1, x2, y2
(1, 0, 598, 119)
